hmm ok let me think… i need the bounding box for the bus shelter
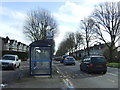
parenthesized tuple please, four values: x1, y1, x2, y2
(29, 40, 52, 76)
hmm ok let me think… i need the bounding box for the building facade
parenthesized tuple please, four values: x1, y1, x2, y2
(72, 43, 107, 58)
(1, 36, 29, 53)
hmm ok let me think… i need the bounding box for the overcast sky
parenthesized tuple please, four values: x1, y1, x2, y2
(0, 0, 119, 52)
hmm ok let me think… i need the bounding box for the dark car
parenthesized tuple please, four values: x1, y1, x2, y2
(63, 56, 75, 65)
(54, 56, 62, 61)
(80, 56, 107, 74)
(60, 55, 69, 63)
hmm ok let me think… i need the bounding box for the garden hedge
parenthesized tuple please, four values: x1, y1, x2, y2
(2, 50, 29, 61)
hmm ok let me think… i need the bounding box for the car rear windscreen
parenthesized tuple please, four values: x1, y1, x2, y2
(67, 58, 74, 60)
(3, 56, 15, 60)
(91, 57, 106, 63)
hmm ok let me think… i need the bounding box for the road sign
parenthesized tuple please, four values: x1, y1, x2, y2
(46, 31, 53, 39)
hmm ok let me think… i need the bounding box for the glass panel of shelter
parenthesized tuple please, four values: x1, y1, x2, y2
(31, 47, 51, 75)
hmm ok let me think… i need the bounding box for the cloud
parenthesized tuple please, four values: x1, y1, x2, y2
(53, 1, 94, 23)
(0, 6, 30, 45)
(53, 0, 120, 23)
(0, 6, 26, 21)
(53, 1, 94, 51)
(53, 0, 120, 52)
(0, 21, 30, 44)
(54, 25, 74, 51)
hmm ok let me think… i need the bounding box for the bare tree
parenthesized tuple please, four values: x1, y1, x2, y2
(75, 31, 84, 50)
(80, 18, 96, 56)
(56, 32, 83, 57)
(93, 2, 120, 62)
(73, 31, 84, 57)
(68, 32, 76, 53)
(24, 8, 57, 41)
(56, 39, 68, 56)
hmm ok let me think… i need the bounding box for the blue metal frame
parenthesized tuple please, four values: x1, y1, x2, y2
(31, 60, 51, 62)
(29, 40, 53, 76)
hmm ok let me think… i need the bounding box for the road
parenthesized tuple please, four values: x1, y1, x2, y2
(0, 60, 119, 89)
(1, 61, 29, 84)
(53, 60, 119, 88)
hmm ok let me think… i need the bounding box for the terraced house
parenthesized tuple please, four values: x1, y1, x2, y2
(72, 43, 107, 58)
(1, 36, 29, 53)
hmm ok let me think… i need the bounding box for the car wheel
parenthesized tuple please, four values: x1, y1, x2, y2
(80, 67, 83, 71)
(87, 69, 91, 74)
(80, 65, 83, 71)
(12, 65, 16, 70)
(63, 63, 66, 65)
(17, 64, 20, 68)
(103, 71, 107, 74)
(87, 71, 91, 74)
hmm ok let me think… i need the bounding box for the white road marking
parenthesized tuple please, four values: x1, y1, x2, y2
(63, 78, 74, 88)
(57, 70, 59, 74)
(54, 64, 74, 88)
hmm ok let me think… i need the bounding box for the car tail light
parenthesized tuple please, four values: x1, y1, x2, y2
(65, 59, 68, 60)
(105, 64, 107, 67)
(90, 64, 93, 67)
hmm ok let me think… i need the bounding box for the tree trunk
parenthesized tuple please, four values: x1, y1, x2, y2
(109, 42, 114, 62)
(109, 48, 113, 62)
(87, 41, 90, 56)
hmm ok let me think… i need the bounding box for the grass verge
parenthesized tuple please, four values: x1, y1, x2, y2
(108, 62, 120, 68)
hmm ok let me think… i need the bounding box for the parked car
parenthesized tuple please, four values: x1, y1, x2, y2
(60, 55, 69, 63)
(80, 56, 107, 74)
(63, 56, 75, 65)
(54, 56, 62, 61)
(0, 54, 21, 70)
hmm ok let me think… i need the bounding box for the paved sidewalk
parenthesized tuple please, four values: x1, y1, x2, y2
(3, 65, 67, 89)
